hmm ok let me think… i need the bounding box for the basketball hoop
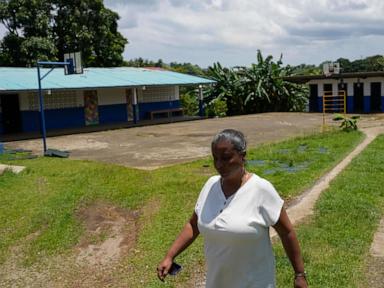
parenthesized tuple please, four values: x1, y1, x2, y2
(64, 52, 83, 75)
(323, 62, 340, 77)
(36, 52, 83, 154)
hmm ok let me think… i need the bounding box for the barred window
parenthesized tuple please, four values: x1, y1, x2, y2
(139, 86, 175, 103)
(28, 90, 80, 110)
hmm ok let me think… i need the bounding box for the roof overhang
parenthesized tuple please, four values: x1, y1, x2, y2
(284, 71, 384, 84)
(0, 67, 216, 92)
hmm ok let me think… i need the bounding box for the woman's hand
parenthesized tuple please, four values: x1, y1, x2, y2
(294, 276, 308, 288)
(157, 256, 173, 282)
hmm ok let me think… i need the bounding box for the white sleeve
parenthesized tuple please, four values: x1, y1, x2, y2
(258, 179, 284, 227)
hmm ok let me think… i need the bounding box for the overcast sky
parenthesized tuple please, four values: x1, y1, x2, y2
(1, 0, 384, 68)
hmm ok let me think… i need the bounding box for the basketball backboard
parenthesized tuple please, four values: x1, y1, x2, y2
(64, 52, 83, 75)
(323, 62, 340, 77)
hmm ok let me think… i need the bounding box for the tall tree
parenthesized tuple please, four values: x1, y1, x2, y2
(53, 0, 127, 66)
(0, 0, 127, 67)
(0, 0, 56, 66)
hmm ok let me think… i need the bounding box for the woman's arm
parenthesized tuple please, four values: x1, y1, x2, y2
(157, 212, 200, 281)
(273, 208, 308, 288)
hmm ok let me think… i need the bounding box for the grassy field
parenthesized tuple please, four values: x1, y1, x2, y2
(0, 130, 364, 287)
(275, 135, 384, 287)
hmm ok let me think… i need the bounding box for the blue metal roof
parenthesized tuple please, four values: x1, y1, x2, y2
(0, 67, 215, 92)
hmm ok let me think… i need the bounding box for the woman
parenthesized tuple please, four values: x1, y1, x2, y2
(157, 129, 308, 288)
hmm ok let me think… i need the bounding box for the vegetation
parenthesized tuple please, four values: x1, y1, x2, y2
(333, 114, 360, 131)
(276, 135, 384, 288)
(124, 58, 207, 77)
(335, 55, 384, 73)
(291, 64, 322, 75)
(291, 55, 384, 75)
(179, 91, 199, 116)
(205, 97, 227, 117)
(206, 50, 308, 115)
(0, 130, 363, 287)
(0, 0, 127, 67)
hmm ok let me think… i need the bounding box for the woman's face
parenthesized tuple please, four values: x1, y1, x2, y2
(212, 139, 245, 179)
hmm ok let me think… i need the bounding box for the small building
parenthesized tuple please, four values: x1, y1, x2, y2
(286, 72, 384, 113)
(0, 67, 214, 138)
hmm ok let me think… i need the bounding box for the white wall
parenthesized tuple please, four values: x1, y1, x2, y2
(16, 85, 181, 111)
(97, 88, 126, 106)
(308, 78, 384, 97)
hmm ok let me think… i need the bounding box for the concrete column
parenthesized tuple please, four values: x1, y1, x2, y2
(346, 81, 354, 113)
(363, 81, 371, 113)
(332, 81, 338, 96)
(198, 85, 204, 117)
(363, 80, 371, 95)
(347, 80, 354, 96)
(382, 81, 384, 112)
(318, 82, 324, 112)
(133, 88, 138, 123)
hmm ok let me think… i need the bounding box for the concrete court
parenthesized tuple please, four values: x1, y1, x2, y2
(5, 112, 384, 170)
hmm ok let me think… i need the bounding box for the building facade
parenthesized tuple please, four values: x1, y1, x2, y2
(0, 67, 214, 137)
(286, 72, 384, 114)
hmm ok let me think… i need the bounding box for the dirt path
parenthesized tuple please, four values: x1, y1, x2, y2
(270, 126, 384, 238)
(365, 218, 384, 288)
(275, 125, 384, 288)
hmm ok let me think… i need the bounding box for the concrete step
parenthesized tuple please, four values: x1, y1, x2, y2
(0, 164, 25, 175)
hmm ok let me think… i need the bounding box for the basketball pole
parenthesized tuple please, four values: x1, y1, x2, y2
(36, 60, 74, 154)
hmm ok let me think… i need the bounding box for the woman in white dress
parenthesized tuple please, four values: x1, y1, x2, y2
(157, 129, 308, 288)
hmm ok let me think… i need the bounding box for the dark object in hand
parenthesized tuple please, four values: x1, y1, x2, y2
(169, 262, 182, 276)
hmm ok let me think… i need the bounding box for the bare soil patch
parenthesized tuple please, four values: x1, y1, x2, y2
(75, 202, 139, 266)
(0, 199, 161, 288)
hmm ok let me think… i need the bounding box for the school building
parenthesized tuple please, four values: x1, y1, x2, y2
(0, 67, 214, 138)
(286, 72, 384, 113)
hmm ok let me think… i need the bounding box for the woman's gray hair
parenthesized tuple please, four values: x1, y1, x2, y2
(211, 129, 247, 154)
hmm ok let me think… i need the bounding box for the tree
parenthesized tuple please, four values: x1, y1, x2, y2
(207, 62, 247, 115)
(169, 62, 205, 76)
(291, 64, 322, 75)
(0, 0, 56, 66)
(206, 50, 308, 115)
(0, 0, 127, 67)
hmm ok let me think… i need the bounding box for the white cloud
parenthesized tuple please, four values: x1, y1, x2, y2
(1, 0, 383, 67)
(102, 0, 384, 67)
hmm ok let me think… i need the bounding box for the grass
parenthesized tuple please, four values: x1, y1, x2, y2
(0, 130, 364, 287)
(245, 130, 364, 200)
(275, 135, 384, 287)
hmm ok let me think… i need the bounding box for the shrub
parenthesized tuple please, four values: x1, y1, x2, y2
(332, 114, 360, 131)
(206, 98, 228, 117)
(180, 92, 199, 116)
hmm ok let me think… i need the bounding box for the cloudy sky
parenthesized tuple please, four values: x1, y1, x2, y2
(1, 0, 384, 67)
(102, 0, 384, 67)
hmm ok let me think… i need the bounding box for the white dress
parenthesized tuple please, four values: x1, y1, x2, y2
(195, 174, 284, 288)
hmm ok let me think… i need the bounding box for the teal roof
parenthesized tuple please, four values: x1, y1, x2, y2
(0, 67, 215, 92)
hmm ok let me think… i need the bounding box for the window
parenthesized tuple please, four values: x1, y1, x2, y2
(28, 90, 80, 110)
(139, 86, 175, 103)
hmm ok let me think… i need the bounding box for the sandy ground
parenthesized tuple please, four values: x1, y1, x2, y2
(6, 112, 384, 170)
